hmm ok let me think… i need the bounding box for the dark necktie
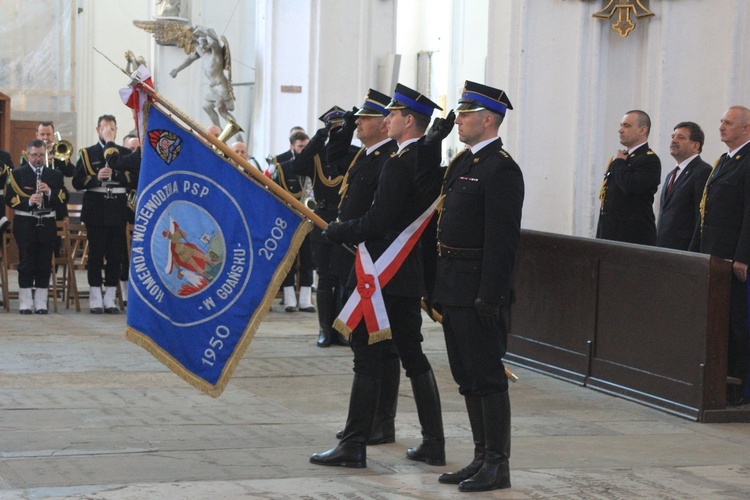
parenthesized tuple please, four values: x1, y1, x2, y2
(712, 154, 730, 180)
(665, 166, 680, 195)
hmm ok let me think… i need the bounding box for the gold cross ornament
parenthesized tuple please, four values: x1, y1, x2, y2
(593, 0, 654, 37)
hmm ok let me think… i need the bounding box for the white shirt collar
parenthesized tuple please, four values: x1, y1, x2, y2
(627, 141, 648, 155)
(470, 137, 500, 155)
(397, 137, 420, 154)
(366, 138, 391, 155)
(728, 139, 750, 158)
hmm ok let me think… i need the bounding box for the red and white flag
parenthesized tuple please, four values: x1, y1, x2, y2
(333, 197, 439, 344)
(119, 64, 155, 142)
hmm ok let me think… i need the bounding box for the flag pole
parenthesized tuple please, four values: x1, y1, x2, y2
(149, 94, 328, 230)
(100, 50, 328, 230)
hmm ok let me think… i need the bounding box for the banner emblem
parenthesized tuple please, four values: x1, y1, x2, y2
(148, 129, 182, 164)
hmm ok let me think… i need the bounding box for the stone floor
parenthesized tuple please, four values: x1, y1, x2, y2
(0, 287, 750, 499)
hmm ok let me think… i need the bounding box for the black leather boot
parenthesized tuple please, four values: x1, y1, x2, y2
(459, 391, 511, 492)
(335, 358, 400, 444)
(369, 357, 400, 444)
(316, 287, 334, 347)
(405, 369, 445, 466)
(439, 395, 484, 484)
(310, 373, 380, 468)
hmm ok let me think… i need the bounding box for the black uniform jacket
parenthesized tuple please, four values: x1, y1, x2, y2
(0, 149, 14, 188)
(424, 139, 524, 308)
(690, 142, 750, 262)
(596, 143, 661, 245)
(329, 138, 398, 281)
(72, 142, 138, 226)
(655, 156, 711, 250)
(20, 155, 74, 219)
(332, 142, 439, 298)
(5, 164, 65, 238)
(289, 130, 345, 224)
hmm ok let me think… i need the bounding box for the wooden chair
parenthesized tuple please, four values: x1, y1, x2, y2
(1, 222, 19, 312)
(51, 219, 81, 312)
(67, 221, 89, 306)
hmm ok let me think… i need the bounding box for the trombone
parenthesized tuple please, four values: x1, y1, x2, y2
(51, 131, 73, 162)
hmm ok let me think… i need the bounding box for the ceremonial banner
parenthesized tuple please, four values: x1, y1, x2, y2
(126, 105, 312, 396)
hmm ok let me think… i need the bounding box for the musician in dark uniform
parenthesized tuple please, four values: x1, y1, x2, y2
(596, 110, 661, 245)
(73, 114, 138, 314)
(327, 89, 401, 442)
(5, 140, 65, 314)
(290, 106, 355, 346)
(270, 131, 316, 312)
(266, 126, 305, 174)
(0, 148, 13, 237)
(29, 121, 74, 221)
(313, 83, 445, 469)
(414, 81, 524, 492)
(690, 105, 750, 406)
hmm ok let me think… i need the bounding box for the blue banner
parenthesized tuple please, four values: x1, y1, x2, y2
(126, 105, 311, 396)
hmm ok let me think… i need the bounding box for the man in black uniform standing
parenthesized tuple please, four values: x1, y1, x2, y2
(0, 148, 14, 236)
(5, 140, 65, 314)
(290, 107, 352, 346)
(32, 121, 74, 221)
(270, 131, 316, 312)
(596, 110, 661, 245)
(313, 83, 445, 469)
(415, 81, 524, 492)
(327, 89, 401, 443)
(73, 115, 138, 314)
(690, 105, 750, 405)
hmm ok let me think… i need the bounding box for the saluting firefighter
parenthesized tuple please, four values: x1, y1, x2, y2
(290, 106, 356, 347)
(414, 81, 524, 492)
(73, 115, 138, 314)
(325, 89, 401, 442)
(5, 139, 66, 314)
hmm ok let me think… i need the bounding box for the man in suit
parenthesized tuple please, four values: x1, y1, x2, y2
(656, 122, 711, 250)
(326, 89, 401, 442)
(313, 83, 445, 469)
(73, 115, 138, 314)
(415, 81, 524, 492)
(597, 110, 662, 245)
(690, 105, 750, 406)
(5, 140, 65, 314)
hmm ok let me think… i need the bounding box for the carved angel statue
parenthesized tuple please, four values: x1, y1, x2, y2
(169, 27, 236, 127)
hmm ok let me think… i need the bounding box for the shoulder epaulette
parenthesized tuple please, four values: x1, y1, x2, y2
(647, 150, 655, 155)
(498, 149, 509, 158)
(397, 148, 409, 158)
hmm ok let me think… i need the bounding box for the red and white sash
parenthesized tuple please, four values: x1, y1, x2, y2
(333, 197, 439, 344)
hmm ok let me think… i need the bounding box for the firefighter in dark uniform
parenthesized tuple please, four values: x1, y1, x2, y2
(312, 83, 445, 469)
(73, 114, 138, 314)
(327, 89, 401, 444)
(415, 81, 524, 492)
(5, 139, 65, 314)
(27, 121, 74, 220)
(291, 106, 356, 347)
(271, 131, 316, 312)
(0, 149, 14, 238)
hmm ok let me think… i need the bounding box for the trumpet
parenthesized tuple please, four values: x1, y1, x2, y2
(51, 131, 73, 162)
(217, 117, 243, 143)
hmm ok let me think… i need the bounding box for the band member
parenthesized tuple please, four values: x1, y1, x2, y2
(290, 106, 354, 346)
(5, 140, 65, 314)
(415, 81, 524, 492)
(73, 115, 138, 314)
(21, 121, 74, 220)
(326, 89, 401, 443)
(271, 131, 315, 312)
(0, 148, 13, 236)
(313, 84, 445, 469)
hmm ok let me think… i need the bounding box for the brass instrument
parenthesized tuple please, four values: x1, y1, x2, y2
(216, 117, 243, 143)
(127, 189, 137, 212)
(51, 131, 73, 162)
(302, 196, 318, 211)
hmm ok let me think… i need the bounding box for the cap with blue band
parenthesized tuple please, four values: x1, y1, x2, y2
(456, 80, 513, 116)
(386, 83, 442, 116)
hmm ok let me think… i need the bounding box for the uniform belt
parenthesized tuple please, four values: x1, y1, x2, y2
(15, 210, 55, 219)
(88, 187, 127, 194)
(437, 241, 483, 259)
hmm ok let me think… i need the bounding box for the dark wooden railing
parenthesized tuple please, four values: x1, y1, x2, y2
(507, 230, 746, 422)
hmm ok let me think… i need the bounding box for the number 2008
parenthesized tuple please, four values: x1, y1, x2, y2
(258, 217, 287, 261)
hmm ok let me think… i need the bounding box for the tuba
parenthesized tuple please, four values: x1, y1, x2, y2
(217, 117, 243, 143)
(51, 131, 73, 162)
